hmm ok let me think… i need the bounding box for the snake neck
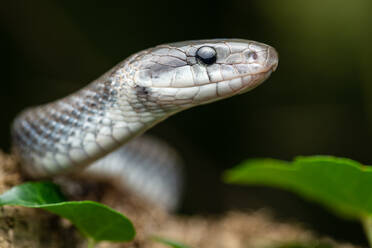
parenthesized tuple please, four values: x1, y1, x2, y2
(12, 63, 174, 177)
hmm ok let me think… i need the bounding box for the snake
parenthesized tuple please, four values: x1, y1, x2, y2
(11, 39, 278, 210)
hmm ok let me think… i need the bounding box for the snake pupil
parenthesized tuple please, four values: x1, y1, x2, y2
(196, 46, 217, 65)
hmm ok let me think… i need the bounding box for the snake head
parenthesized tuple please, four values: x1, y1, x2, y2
(129, 39, 278, 110)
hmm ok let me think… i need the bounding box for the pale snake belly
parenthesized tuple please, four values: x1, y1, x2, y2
(11, 39, 278, 210)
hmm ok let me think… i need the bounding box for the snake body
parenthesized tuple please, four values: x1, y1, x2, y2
(12, 39, 278, 210)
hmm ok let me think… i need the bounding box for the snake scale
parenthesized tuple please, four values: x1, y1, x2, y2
(11, 39, 278, 210)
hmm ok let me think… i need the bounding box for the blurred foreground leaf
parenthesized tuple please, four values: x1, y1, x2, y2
(0, 182, 135, 242)
(224, 156, 372, 219)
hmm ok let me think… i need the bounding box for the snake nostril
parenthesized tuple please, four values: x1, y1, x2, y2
(250, 52, 258, 60)
(245, 51, 258, 61)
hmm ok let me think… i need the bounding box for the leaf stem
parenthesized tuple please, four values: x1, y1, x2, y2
(362, 217, 372, 248)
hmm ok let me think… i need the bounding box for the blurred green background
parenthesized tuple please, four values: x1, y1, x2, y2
(1, 0, 372, 245)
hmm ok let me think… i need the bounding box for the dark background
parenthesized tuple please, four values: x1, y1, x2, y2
(1, 0, 372, 245)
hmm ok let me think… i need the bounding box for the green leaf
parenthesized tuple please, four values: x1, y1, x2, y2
(0, 182, 135, 242)
(152, 236, 191, 248)
(224, 155, 372, 219)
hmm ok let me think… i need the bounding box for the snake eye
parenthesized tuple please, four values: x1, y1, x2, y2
(196, 46, 217, 65)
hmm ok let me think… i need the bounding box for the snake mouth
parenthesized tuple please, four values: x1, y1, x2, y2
(148, 64, 277, 106)
(235, 67, 276, 95)
(149, 66, 276, 90)
(202, 69, 273, 103)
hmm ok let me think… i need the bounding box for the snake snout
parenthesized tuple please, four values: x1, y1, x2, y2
(266, 46, 279, 72)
